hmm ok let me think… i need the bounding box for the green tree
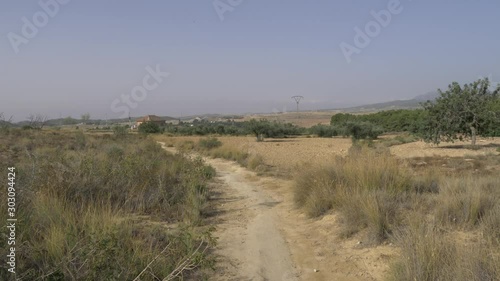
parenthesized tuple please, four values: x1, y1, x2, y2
(331, 113, 356, 125)
(138, 122, 161, 134)
(247, 119, 270, 141)
(422, 78, 499, 145)
(81, 113, 91, 124)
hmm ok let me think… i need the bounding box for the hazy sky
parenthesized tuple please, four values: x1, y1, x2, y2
(1, 0, 499, 121)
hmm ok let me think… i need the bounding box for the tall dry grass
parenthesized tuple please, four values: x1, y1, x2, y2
(293, 141, 500, 279)
(0, 130, 215, 280)
(389, 212, 500, 281)
(294, 146, 413, 242)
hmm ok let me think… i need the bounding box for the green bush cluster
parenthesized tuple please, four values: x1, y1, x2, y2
(164, 119, 304, 140)
(331, 110, 428, 134)
(138, 122, 162, 134)
(309, 121, 383, 140)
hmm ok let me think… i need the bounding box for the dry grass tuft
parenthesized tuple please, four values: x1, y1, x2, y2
(293, 147, 413, 242)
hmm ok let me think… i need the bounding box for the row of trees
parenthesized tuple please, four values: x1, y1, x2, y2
(161, 119, 304, 141)
(330, 110, 428, 134)
(323, 78, 499, 145)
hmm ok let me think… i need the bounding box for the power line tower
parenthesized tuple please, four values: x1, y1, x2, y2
(291, 95, 304, 117)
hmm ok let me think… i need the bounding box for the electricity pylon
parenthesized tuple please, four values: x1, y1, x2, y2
(291, 95, 304, 117)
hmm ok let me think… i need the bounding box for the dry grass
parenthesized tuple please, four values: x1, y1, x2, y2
(292, 141, 500, 279)
(293, 146, 413, 242)
(0, 129, 215, 280)
(156, 135, 270, 175)
(152, 134, 500, 279)
(389, 214, 500, 281)
(435, 177, 499, 228)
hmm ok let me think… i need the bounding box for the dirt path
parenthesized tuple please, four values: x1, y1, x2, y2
(159, 142, 396, 281)
(206, 158, 298, 281)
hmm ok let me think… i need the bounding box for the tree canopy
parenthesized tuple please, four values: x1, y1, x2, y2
(422, 78, 499, 145)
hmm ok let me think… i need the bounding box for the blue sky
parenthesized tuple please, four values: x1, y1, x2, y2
(1, 0, 499, 121)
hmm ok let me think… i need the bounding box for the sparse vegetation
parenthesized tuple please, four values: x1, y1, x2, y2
(294, 146, 413, 242)
(162, 136, 269, 175)
(292, 140, 500, 279)
(0, 130, 215, 280)
(198, 137, 223, 150)
(112, 125, 129, 137)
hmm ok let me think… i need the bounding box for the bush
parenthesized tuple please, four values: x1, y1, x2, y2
(113, 125, 128, 137)
(345, 121, 383, 140)
(198, 137, 222, 150)
(138, 122, 161, 134)
(309, 124, 342, 137)
(309, 122, 382, 140)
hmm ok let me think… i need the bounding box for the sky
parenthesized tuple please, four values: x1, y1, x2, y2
(1, 0, 499, 121)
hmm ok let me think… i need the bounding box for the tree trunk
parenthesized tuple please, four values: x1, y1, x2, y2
(470, 126, 477, 146)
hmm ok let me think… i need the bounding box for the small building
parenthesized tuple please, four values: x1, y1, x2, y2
(136, 115, 165, 126)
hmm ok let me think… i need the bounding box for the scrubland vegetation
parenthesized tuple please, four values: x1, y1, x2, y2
(161, 136, 269, 176)
(293, 143, 500, 280)
(0, 129, 215, 280)
(1, 78, 497, 280)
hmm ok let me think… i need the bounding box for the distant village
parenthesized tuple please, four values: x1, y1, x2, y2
(130, 114, 242, 130)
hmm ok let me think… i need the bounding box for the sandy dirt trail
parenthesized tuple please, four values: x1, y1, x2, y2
(207, 158, 298, 281)
(159, 142, 396, 281)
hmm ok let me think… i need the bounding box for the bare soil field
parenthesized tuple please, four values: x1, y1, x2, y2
(162, 135, 500, 174)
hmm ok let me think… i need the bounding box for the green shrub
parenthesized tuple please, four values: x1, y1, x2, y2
(345, 121, 383, 140)
(198, 137, 222, 150)
(138, 122, 161, 134)
(309, 124, 342, 137)
(113, 125, 128, 137)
